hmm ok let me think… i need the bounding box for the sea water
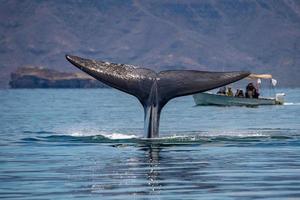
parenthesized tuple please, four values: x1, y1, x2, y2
(0, 88, 300, 199)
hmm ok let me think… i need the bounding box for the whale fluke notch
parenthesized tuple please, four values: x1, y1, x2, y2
(66, 55, 250, 138)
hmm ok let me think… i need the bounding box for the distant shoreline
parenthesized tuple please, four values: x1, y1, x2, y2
(9, 67, 109, 89)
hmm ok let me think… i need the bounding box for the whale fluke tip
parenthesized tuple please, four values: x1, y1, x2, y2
(65, 55, 85, 71)
(65, 54, 75, 62)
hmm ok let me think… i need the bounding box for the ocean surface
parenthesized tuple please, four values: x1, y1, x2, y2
(1, 88, 300, 199)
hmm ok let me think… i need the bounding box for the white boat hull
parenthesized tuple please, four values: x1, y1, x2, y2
(193, 93, 282, 106)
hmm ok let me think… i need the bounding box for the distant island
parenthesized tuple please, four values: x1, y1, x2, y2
(9, 67, 108, 88)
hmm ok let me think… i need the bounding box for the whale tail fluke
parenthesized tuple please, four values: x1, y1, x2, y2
(65, 55, 156, 106)
(66, 54, 250, 138)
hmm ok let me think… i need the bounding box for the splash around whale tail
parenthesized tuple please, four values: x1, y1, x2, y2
(66, 55, 250, 138)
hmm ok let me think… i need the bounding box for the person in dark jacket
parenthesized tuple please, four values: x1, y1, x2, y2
(217, 86, 226, 95)
(246, 83, 259, 98)
(235, 89, 244, 97)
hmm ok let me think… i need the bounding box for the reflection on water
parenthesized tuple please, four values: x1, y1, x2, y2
(72, 136, 300, 199)
(88, 143, 213, 198)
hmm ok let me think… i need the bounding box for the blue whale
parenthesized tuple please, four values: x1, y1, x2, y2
(66, 55, 250, 138)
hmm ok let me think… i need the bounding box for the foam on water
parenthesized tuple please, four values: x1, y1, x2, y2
(101, 133, 138, 139)
(69, 130, 138, 139)
(37, 128, 297, 144)
(284, 102, 300, 106)
(54, 126, 140, 139)
(63, 129, 270, 139)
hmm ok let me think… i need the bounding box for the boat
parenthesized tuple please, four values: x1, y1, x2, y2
(193, 73, 285, 106)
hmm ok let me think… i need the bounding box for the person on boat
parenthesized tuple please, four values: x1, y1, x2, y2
(227, 87, 233, 96)
(246, 83, 254, 98)
(253, 81, 260, 98)
(253, 88, 259, 98)
(246, 83, 259, 98)
(235, 89, 244, 97)
(217, 87, 226, 95)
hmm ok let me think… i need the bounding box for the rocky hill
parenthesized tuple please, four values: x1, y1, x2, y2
(9, 67, 107, 88)
(0, 0, 299, 88)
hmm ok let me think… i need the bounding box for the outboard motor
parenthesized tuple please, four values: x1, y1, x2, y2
(275, 93, 285, 105)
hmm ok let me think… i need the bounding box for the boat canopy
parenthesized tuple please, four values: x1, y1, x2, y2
(247, 73, 272, 79)
(246, 73, 278, 86)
